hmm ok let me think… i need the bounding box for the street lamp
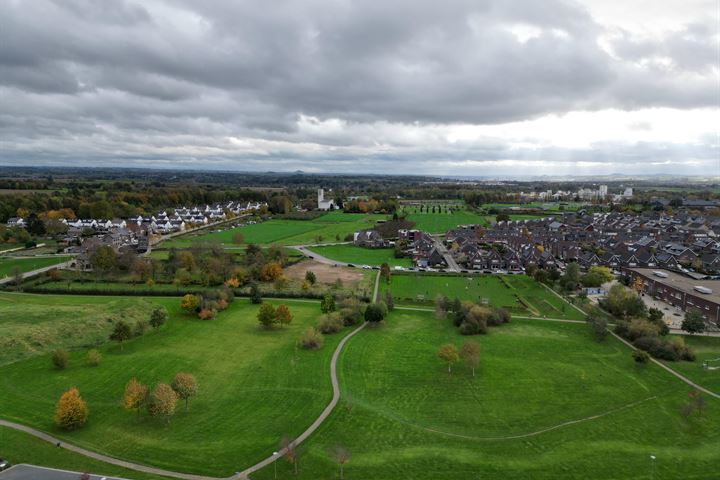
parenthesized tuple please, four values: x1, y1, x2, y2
(273, 451, 279, 480)
(650, 454, 656, 480)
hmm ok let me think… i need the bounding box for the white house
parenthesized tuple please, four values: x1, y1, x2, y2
(317, 188, 336, 210)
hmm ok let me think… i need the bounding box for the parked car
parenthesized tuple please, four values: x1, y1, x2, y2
(0, 459, 10, 471)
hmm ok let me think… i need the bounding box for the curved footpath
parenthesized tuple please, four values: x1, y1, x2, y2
(0, 273, 377, 480)
(236, 271, 379, 478)
(2, 271, 717, 478)
(0, 418, 212, 480)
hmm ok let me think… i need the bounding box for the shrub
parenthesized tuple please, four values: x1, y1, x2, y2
(86, 349, 101, 367)
(250, 283, 262, 304)
(298, 328, 324, 350)
(321, 293, 336, 313)
(649, 340, 679, 361)
(338, 297, 363, 326)
(632, 350, 650, 364)
(459, 305, 490, 335)
(376, 300, 388, 317)
(54, 387, 89, 430)
(257, 302, 277, 328)
(614, 320, 630, 338)
(133, 319, 149, 337)
(180, 294, 201, 313)
(52, 349, 69, 370)
(198, 308, 217, 320)
(317, 313, 344, 334)
(627, 319, 660, 342)
(150, 307, 168, 328)
(364, 303, 386, 323)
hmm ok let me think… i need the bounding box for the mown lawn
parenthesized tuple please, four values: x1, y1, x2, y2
(400, 209, 489, 233)
(663, 335, 720, 393)
(0, 427, 171, 480)
(0, 256, 71, 278)
(0, 296, 344, 476)
(162, 213, 385, 248)
(254, 310, 720, 480)
(308, 244, 412, 267)
(380, 274, 585, 320)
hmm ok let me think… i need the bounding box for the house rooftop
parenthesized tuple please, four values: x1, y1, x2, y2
(629, 267, 720, 304)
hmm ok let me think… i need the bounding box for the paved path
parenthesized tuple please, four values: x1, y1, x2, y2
(237, 271, 378, 478)
(608, 330, 720, 400)
(291, 246, 349, 267)
(540, 283, 720, 399)
(0, 419, 213, 480)
(236, 321, 368, 479)
(0, 261, 72, 285)
(0, 319, 371, 480)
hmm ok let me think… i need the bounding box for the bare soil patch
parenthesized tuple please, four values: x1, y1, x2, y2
(285, 260, 363, 284)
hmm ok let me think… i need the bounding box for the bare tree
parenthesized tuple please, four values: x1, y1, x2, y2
(12, 266, 23, 291)
(280, 435, 304, 475)
(329, 445, 351, 479)
(459, 340, 480, 377)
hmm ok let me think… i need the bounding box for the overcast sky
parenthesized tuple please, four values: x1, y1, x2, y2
(0, 0, 718, 176)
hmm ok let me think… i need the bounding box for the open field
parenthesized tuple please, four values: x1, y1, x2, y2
(308, 244, 412, 267)
(380, 274, 585, 320)
(0, 292, 163, 365)
(0, 256, 70, 278)
(254, 310, 720, 479)
(483, 202, 588, 212)
(663, 335, 720, 393)
(0, 427, 170, 480)
(0, 296, 345, 476)
(161, 212, 385, 248)
(399, 206, 489, 233)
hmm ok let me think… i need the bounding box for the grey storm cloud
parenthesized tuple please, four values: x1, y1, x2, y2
(0, 0, 717, 174)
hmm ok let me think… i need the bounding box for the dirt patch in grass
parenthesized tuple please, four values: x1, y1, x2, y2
(284, 260, 363, 284)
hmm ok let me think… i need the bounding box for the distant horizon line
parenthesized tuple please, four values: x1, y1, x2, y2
(0, 164, 718, 182)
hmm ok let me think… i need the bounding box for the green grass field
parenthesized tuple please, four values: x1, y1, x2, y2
(663, 335, 720, 393)
(308, 244, 412, 267)
(0, 292, 164, 365)
(483, 202, 588, 212)
(0, 427, 171, 480)
(399, 207, 489, 233)
(254, 310, 720, 479)
(0, 295, 344, 476)
(380, 274, 585, 320)
(0, 256, 71, 278)
(161, 212, 385, 248)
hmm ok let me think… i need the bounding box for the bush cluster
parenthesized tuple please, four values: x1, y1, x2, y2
(436, 296, 511, 336)
(298, 328, 324, 350)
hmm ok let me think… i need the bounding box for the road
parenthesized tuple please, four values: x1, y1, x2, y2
(432, 237, 460, 272)
(292, 246, 349, 266)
